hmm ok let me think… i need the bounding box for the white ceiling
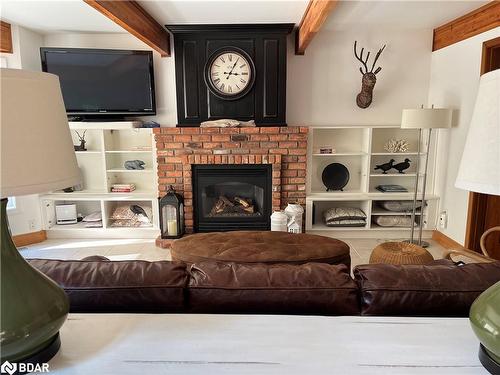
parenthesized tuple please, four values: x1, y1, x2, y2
(0, 1, 124, 33)
(0, 0, 492, 34)
(140, 0, 309, 25)
(324, 0, 490, 30)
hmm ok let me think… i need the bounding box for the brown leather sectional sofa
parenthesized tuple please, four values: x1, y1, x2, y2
(28, 258, 500, 317)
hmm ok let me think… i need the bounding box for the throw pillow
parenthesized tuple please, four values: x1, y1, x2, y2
(324, 207, 367, 223)
(373, 215, 416, 227)
(378, 200, 422, 212)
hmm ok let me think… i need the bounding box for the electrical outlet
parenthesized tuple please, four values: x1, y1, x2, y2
(439, 211, 448, 229)
(28, 219, 36, 231)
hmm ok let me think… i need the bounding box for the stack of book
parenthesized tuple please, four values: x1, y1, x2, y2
(376, 184, 408, 193)
(111, 183, 136, 193)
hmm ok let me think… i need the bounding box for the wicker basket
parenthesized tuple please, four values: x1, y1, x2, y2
(369, 242, 434, 265)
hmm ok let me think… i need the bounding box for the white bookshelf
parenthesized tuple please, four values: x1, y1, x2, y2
(40, 122, 160, 239)
(306, 126, 439, 238)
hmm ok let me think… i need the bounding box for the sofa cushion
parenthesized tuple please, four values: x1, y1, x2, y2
(187, 261, 359, 315)
(28, 259, 188, 313)
(354, 260, 500, 317)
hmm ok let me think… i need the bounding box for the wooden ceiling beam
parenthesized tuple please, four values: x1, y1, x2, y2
(295, 0, 338, 55)
(433, 1, 500, 52)
(1, 21, 13, 54)
(84, 0, 170, 57)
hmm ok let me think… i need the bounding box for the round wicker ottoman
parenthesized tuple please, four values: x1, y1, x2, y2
(369, 242, 434, 265)
(171, 231, 351, 267)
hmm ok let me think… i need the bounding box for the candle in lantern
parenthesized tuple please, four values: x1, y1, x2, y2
(167, 219, 177, 236)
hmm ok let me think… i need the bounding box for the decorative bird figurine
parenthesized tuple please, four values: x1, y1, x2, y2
(124, 160, 146, 170)
(392, 159, 411, 174)
(374, 159, 395, 174)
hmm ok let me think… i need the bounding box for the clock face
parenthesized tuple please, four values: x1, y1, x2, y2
(206, 50, 254, 99)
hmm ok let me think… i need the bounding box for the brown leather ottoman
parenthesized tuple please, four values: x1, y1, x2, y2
(171, 231, 351, 267)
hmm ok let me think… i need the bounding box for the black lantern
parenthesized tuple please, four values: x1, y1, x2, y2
(159, 185, 184, 239)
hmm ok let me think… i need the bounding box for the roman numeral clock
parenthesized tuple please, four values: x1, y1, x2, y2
(166, 24, 293, 126)
(206, 49, 254, 99)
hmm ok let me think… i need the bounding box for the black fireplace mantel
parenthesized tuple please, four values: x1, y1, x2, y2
(166, 24, 293, 127)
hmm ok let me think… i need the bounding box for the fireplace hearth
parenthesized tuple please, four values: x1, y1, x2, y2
(193, 165, 272, 232)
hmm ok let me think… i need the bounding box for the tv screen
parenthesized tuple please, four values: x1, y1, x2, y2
(40, 48, 156, 117)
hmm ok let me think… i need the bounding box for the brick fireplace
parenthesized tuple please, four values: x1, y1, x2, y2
(154, 126, 308, 234)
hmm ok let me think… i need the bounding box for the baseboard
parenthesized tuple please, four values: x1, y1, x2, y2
(432, 230, 465, 250)
(12, 230, 47, 247)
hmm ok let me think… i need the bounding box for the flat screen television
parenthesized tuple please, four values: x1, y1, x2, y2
(40, 48, 156, 119)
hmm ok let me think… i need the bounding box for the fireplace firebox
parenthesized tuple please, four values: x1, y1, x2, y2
(192, 165, 272, 232)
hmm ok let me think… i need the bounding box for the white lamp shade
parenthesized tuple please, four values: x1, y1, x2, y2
(1, 69, 80, 197)
(401, 108, 452, 129)
(455, 69, 500, 196)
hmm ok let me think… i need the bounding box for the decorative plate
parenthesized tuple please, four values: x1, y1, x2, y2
(321, 163, 350, 191)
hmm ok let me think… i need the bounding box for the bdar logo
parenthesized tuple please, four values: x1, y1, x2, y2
(0, 361, 17, 375)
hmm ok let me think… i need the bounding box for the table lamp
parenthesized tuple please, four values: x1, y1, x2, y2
(1, 69, 80, 364)
(455, 68, 500, 373)
(400, 106, 452, 247)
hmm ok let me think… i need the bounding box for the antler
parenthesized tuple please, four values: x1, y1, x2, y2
(75, 130, 87, 141)
(370, 44, 386, 74)
(354, 41, 370, 74)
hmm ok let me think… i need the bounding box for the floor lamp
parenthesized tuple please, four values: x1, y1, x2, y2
(401, 106, 452, 247)
(455, 68, 500, 373)
(1, 69, 81, 364)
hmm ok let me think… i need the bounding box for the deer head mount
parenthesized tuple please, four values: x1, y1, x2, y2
(74, 130, 87, 151)
(354, 41, 386, 109)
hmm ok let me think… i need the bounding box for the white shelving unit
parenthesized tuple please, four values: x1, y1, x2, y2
(40, 122, 160, 239)
(306, 126, 439, 238)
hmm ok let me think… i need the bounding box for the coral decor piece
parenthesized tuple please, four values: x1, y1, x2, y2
(384, 139, 409, 153)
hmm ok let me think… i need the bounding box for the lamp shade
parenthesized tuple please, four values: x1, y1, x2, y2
(401, 108, 452, 129)
(1, 69, 80, 197)
(455, 69, 500, 196)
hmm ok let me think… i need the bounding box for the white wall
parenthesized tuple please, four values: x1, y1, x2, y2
(18, 25, 43, 71)
(428, 26, 500, 244)
(2, 24, 45, 235)
(44, 28, 432, 128)
(43, 33, 177, 125)
(287, 28, 433, 126)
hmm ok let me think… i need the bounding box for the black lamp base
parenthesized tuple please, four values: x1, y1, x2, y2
(10, 333, 61, 375)
(479, 344, 500, 375)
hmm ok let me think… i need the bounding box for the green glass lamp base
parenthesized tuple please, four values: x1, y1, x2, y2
(470, 281, 500, 375)
(0, 198, 69, 364)
(10, 334, 61, 375)
(479, 345, 500, 375)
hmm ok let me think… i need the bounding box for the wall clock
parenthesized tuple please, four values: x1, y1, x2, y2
(204, 48, 256, 100)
